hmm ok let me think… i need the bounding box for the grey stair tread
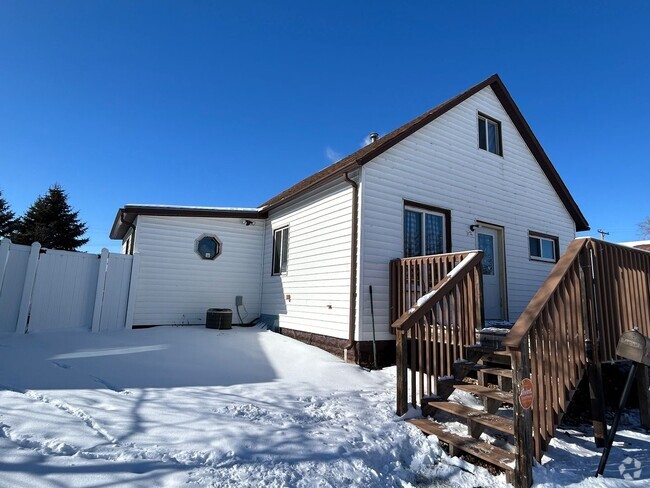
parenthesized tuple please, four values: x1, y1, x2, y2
(453, 383, 514, 404)
(479, 367, 513, 378)
(454, 360, 485, 371)
(465, 344, 511, 356)
(425, 400, 514, 435)
(407, 418, 515, 472)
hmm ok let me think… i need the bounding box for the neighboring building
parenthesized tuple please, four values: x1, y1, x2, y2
(620, 240, 650, 252)
(110, 74, 589, 365)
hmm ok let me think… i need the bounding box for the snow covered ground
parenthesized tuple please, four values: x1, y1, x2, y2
(0, 326, 647, 487)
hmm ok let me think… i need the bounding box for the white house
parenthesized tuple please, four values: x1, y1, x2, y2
(110, 74, 589, 365)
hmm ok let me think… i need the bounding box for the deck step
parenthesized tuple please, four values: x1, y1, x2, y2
(407, 418, 515, 472)
(453, 383, 514, 405)
(425, 400, 514, 435)
(453, 359, 485, 372)
(479, 367, 513, 379)
(465, 344, 511, 357)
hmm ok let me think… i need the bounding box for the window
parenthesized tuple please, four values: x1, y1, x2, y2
(478, 113, 502, 155)
(403, 202, 450, 257)
(529, 232, 558, 263)
(195, 234, 222, 260)
(272, 227, 289, 275)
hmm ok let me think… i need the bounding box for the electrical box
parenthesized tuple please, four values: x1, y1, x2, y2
(616, 329, 650, 366)
(235, 296, 243, 307)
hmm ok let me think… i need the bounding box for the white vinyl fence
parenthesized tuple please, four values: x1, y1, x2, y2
(0, 239, 137, 333)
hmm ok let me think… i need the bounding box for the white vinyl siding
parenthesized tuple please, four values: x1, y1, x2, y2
(358, 86, 576, 342)
(261, 180, 353, 339)
(132, 215, 264, 326)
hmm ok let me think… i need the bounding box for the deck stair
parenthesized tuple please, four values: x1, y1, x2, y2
(408, 323, 517, 480)
(392, 239, 650, 488)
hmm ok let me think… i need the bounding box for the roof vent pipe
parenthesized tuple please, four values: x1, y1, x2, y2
(369, 132, 378, 143)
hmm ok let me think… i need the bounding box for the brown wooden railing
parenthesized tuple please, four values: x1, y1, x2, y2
(503, 238, 650, 481)
(391, 251, 484, 415)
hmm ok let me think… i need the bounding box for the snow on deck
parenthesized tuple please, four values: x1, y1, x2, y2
(0, 326, 647, 487)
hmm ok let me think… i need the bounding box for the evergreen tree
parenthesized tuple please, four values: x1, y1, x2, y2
(14, 184, 89, 250)
(0, 190, 18, 239)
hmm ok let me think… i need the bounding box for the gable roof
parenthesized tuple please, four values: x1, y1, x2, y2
(260, 74, 589, 231)
(111, 74, 589, 240)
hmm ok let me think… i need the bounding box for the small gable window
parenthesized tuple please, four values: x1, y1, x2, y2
(272, 227, 289, 275)
(478, 113, 502, 156)
(529, 232, 558, 263)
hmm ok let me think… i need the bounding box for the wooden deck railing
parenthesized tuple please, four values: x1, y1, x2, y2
(390, 251, 484, 415)
(503, 238, 650, 481)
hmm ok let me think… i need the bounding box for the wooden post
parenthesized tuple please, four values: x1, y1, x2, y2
(511, 335, 533, 488)
(396, 331, 408, 415)
(636, 364, 650, 429)
(579, 249, 607, 447)
(91, 248, 110, 333)
(16, 242, 41, 334)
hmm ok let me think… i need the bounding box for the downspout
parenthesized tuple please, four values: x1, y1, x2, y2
(343, 171, 359, 360)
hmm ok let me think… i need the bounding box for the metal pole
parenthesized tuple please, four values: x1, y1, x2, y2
(597, 362, 639, 476)
(369, 285, 378, 370)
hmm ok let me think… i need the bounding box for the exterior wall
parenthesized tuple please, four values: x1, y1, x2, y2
(132, 215, 264, 326)
(358, 86, 576, 342)
(261, 180, 354, 340)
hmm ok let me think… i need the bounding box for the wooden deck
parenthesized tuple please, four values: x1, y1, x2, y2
(391, 239, 650, 488)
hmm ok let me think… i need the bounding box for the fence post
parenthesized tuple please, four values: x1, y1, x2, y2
(396, 331, 408, 415)
(511, 335, 533, 488)
(91, 248, 110, 333)
(16, 242, 41, 334)
(579, 249, 607, 447)
(124, 252, 140, 329)
(0, 238, 11, 294)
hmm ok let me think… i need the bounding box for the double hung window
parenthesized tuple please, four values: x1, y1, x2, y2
(404, 204, 449, 257)
(272, 227, 289, 275)
(478, 113, 502, 156)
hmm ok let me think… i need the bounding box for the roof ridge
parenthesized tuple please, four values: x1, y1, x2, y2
(258, 74, 589, 232)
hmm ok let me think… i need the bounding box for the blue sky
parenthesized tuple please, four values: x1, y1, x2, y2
(0, 1, 648, 253)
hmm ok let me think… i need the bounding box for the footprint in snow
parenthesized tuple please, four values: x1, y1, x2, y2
(91, 376, 130, 394)
(51, 361, 71, 369)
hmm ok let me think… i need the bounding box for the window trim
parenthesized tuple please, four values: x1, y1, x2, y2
(478, 112, 503, 156)
(403, 200, 452, 256)
(528, 231, 559, 263)
(272, 226, 289, 275)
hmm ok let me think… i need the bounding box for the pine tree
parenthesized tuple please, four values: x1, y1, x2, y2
(0, 190, 18, 239)
(14, 184, 89, 250)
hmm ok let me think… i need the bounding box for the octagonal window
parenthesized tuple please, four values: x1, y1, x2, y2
(195, 234, 222, 260)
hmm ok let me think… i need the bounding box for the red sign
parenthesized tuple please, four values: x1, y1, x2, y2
(519, 378, 534, 409)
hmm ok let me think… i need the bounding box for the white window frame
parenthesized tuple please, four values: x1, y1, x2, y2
(404, 205, 447, 258)
(529, 232, 558, 263)
(272, 226, 289, 275)
(478, 113, 502, 156)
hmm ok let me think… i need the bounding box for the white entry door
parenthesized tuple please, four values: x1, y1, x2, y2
(476, 227, 505, 320)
